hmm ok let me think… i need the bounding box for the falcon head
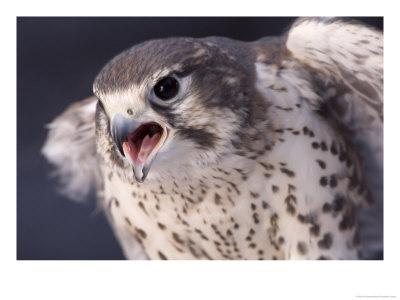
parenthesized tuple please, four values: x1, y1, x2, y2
(93, 37, 269, 183)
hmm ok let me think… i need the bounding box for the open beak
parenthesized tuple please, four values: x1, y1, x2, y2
(111, 113, 168, 182)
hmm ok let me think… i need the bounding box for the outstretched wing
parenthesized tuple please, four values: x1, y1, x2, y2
(286, 17, 383, 258)
(42, 96, 102, 201)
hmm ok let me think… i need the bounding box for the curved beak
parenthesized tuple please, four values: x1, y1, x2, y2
(111, 113, 140, 158)
(111, 113, 168, 183)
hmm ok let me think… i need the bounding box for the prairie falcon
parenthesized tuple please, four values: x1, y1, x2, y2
(42, 18, 383, 260)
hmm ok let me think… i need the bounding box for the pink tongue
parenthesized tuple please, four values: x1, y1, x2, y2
(137, 133, 161, 163)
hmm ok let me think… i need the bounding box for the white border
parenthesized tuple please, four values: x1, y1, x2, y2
(3, 1, 399, 299)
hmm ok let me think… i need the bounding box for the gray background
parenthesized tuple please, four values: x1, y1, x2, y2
(17, 17, 383, 260)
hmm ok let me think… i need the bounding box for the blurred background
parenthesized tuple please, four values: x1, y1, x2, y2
(17, 17, 383, 260)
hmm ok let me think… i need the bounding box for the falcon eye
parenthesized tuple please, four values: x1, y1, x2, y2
(153, 76, 179, 101)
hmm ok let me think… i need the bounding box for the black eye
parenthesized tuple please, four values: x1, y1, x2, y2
(154, 76, 179, 101)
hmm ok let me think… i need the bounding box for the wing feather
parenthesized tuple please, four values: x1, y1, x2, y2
(287, 18, 382, 113)
(286, 17, 383, 258)
(42, 96, 102, 201)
